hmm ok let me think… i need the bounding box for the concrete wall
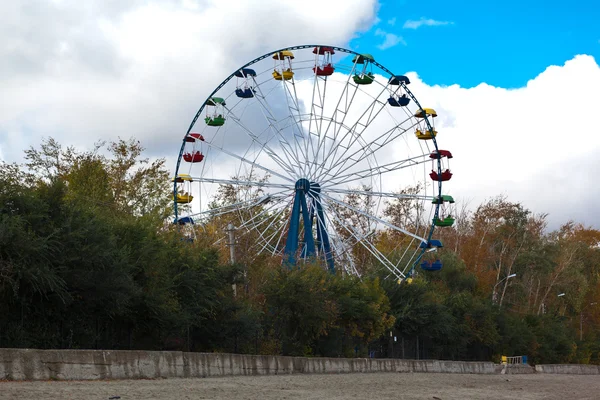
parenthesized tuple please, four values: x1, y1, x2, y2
(497, 364, 536, 374)
(3, 349, 598, 381)
(0, 349, 496, 381)
(535, 364, 600, 375)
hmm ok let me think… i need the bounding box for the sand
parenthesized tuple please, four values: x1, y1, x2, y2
(1, 372, 599, 400)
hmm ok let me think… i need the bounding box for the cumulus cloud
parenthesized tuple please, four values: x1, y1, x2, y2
(374, 28, 405, 50)
(402, 55, 600, 229)
(0, 0, 378, 162)
(403, 17, 453, 29)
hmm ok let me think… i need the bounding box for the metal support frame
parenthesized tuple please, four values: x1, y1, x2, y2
(309, 183, 334, 273)
(283, 179, 335, 272)
(284, 179, 315, 267)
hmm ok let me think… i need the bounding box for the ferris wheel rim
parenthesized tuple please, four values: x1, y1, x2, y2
(173, 44, 444, 278)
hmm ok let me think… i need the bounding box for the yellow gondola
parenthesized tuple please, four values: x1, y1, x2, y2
(415, 129, 437, 140)
(171, 174, 193, 182)
(272, 50, 295, 60)
(272, 69, 294, 81)
(175, 193, 193, 203)
(414, 108, 437, 118)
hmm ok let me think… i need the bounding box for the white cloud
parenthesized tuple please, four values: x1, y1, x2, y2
(402, 55, 600, 229)
(374, 28, 406, 50)
(387, 17, 396, 26)
(0, 0, 378, 163)
(403, 17, 453, 29)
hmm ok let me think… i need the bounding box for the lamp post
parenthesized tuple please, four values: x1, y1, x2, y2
(492, 273, 516, 305)
(580, 302, 598, 341)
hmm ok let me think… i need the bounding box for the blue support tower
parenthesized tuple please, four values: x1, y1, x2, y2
(284, 179, 335, 272)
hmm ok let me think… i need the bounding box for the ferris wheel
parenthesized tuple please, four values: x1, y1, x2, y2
(173, 45, 454, 281)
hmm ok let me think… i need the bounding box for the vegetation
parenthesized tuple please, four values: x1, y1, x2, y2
(1, 138, 599, 364)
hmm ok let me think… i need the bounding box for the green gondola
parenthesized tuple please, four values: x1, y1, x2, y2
(353, 72, 374, 85)
(205, 116, 225, 126)
(432, 195, 455, 204)
(433, 216, 455, 227)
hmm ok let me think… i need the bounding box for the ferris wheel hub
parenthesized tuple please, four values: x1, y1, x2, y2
(294, 178, 311, 192)
(294, 179, 322, 194)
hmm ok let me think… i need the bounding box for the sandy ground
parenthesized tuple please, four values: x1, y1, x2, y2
(1, 373, 599, 400)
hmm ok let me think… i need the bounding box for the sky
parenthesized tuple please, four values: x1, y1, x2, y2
(1, 0, 600, 230)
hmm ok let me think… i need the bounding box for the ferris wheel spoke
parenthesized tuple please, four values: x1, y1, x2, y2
(248, 200, 292, 256)
(323, 118, 420, 182)
(305, 76, 323, 178)
(394, 237, 422, 273)
(253, 80, 306, 175)
(320, 153, 431, 188)
(278, 79, 311, 176)
(191, 176, 293, 190)
(201, 139, 295, 183)
(311, 71, 361, 180)
(322, 187, 434, 201)
(305, 67, 335, 179)
(309, 59, 363, 178)
(318, 192, 427, 243)
(236, 197, 290, 237)
(221, 196, 290, 254)
(314, 76, 386, 175)
(315, 85, 391, 181)
(187, 190, 289, 221)
(318, 196, 404, 279)
(225, 107, 299, 179)
(309, 195, 361, 277)
(289, 76, 315, 175)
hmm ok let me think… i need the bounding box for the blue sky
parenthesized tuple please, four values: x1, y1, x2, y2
(354, 0, 600, 87)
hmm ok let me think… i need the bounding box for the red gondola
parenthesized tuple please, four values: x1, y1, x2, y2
(313, 46, 335, 55)
(430, 169, 453, 181)
(313, 46, 335, 77)
(429, 149, 453, 181)
(429, 150, 453, 159)
(313, 64, 334, 76)
(185, 133, 204, 142)
(183, 151, 204, 163)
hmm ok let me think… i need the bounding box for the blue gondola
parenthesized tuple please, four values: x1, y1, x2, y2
(421, 259, 443, 271)
(388, 75, 410, 85)
(234, 68, 257, 78)
(419, 239, 443, 249)
(388, 94, 410, 107)
(235, 88, 255, 98)
(177, 216, 194, 225)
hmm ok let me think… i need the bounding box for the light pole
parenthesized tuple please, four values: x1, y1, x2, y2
(580, 302, 598, 341)
(493, 273, 516, 305)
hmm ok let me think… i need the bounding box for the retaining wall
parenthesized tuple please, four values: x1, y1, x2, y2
(497, 364, 536, 374)
(3, 349, 598, 381)
(0, 349, 496, 381)
(535, 364, 600, 375)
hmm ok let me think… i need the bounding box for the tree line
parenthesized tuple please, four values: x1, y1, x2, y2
(1, 138, 598, 364)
